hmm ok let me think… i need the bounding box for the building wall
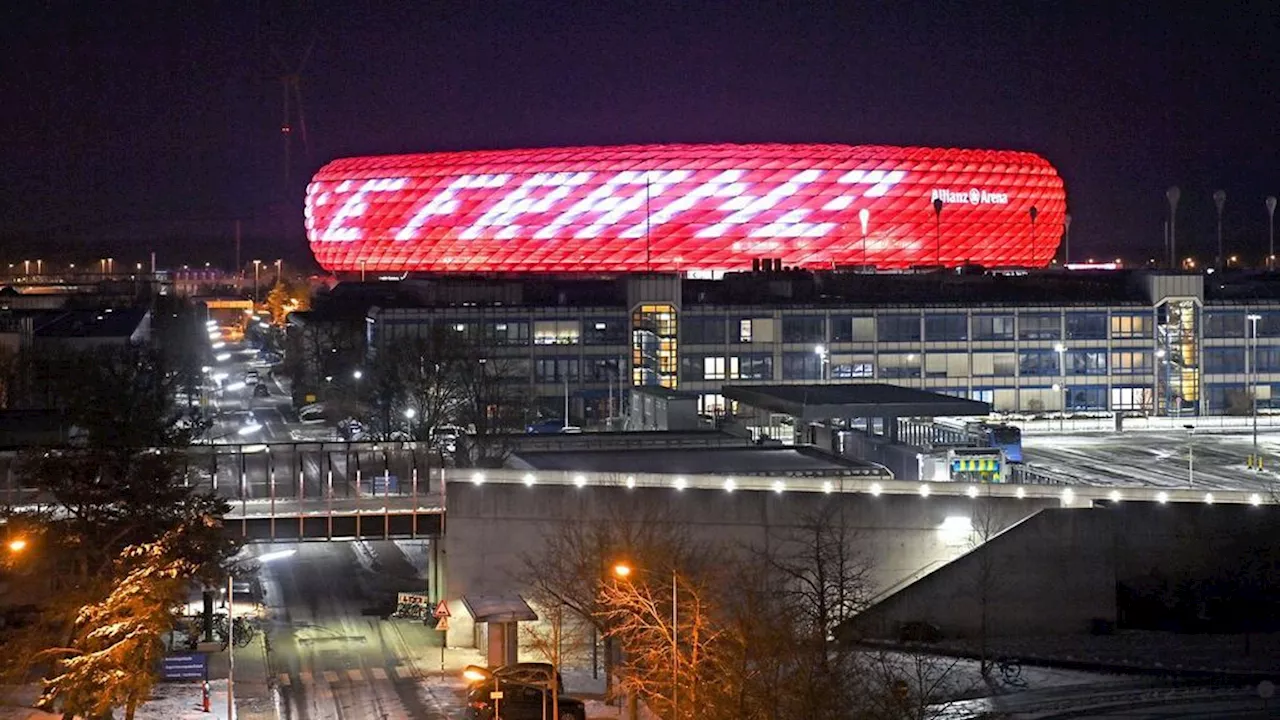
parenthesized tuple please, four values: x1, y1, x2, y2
(364, 281, 1280, 420)
(845, 508, 1116, 640)
(440, 483, 1052, 647)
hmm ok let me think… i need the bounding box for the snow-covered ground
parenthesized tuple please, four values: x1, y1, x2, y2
(0, 680, 232, 720)
(1023, 429, 1280, 490)
(940, 630, 1280, 675)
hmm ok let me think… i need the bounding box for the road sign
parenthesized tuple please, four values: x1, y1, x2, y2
(490, 690, 504, 700)
(161, 653, 207, 681)
(435, 616, 450, 632)
(433, 600, 451, 618)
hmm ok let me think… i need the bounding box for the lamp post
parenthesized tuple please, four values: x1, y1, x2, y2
(614, 563, 678, 720)
(1063, 213, 1072, 266)
(860, 207, 870, 266)
(1029, 206, 1039, 267)
(1248, 313, 1261, 463)
(252, 259, 262, 303)
(275, 258, 283, 284)
(359, 258, 368, 282)
(814, 344, 829, 382)
(1185, 424, 1196, 488)
(1166, 187, 1181, 269)
(1054, 343, 1067, 432)
(1267, 197, 1277, 271)
(932, 198, 943, 267)
(1213, 190, 1226, 271)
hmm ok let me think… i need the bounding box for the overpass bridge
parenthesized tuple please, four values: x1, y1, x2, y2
(0, 439, 1271, 543)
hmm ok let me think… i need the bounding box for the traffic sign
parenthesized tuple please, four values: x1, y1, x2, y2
(490, 690, 504, 700)
(433, 600, 451, 618)
(161, 653, 207, 681)
(435, 616, 450, 632)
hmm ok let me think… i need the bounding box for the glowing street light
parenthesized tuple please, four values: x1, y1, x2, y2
(352, 369, 363, 380)
(613, 562, 679, 719)
(7, 538, 27, 553)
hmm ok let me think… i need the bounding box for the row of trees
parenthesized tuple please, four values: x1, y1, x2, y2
(519, 496, 964, 720)
(1, 343, 237, 719)
(321, 330, 531, 467)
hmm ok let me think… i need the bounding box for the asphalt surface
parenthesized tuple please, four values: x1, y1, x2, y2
(246, 541, 467, 720)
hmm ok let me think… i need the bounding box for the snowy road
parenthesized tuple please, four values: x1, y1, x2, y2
(1023, 430, 1280, 491)
(248, 542, 466, 720)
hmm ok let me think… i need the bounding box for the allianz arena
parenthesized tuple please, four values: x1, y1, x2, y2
(305, 143, 1066, 274)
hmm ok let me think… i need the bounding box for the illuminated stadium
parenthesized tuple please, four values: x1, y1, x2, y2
(305, 143, 1066, 274)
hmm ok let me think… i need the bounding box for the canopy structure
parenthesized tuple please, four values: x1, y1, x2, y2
(722, 384, 991, 422)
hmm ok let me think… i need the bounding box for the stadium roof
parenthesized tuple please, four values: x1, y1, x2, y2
(722, 383, 990, 420)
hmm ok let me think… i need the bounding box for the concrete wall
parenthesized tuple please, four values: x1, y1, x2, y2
(845, 508, 1117, 640)
(844, 501, 1280, 641)
(441, 484, 1051, 647)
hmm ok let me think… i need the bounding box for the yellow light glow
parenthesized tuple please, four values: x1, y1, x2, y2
(7, 538, 27, 553)
(613, 563, 633, 578)
(463, 668, 488, 682)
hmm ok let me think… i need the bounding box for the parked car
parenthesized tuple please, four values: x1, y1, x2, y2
(493, 663, 565, 694)
(526, 418, 566, 434)
(464, 679, 584, 720)
(245, 370, 260, 384)
(253, 383, 270, 398)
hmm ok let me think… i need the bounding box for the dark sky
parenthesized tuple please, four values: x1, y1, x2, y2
(3, 0, 1279, 266)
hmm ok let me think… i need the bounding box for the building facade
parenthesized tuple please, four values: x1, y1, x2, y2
(356, 271, 1280, 424)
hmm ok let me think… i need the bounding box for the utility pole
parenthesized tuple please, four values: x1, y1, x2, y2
(1213, 190, 1227, 271)
(932, 198, 943, 267)
(1166, 187, 1181, 269)
(1063, 212, 1072, 266)
(1267, 197, 1277, 270)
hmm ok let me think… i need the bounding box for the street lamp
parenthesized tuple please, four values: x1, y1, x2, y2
(858, 208, 870, 267)
(814, 344, 829, 382)
(1063, 213, 1072, 266)
(6, 537, 26, 553)
(1268, 197, 1278, 271)
(1213, 190, 1227, 271)
(1054, 343, 1067, 432)
(1185, 424, 1196, 488)
(1166, 187, 1181, 269)
(352, 369, 363, 380)
(1248, 313, 1261, 464)
(932, 198, 944, 267)
(1028, 205, 1039, 267)
(252, 260, 262, 303)
(613, 563, 678, 720)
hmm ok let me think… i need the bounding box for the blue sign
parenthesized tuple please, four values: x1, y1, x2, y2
(162, 653, 207, 681)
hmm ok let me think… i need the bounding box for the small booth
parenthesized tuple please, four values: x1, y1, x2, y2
(462, 594, 539, 667)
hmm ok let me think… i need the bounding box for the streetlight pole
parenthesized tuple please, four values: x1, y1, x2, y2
(1248, 313, 1261, 464)
(814, 345, 829, 382)
(1185, 424, 1195, 488)
(1166, 187, 1181, 269)
(858, 208, 870, 268)
(932, 199, 943, 267)
(252, 259, 262, 303)
(226, 573, 234, 720)
(1267, 197, 1277, 271)
(1063, 212, 1072, 266)
(1213, 190, 1227, 271)
(614, 564, 678, 720)
(1054, 343, 1068, 432)
(671, 569, 677, 720)
(1029, 206, 1039, 267)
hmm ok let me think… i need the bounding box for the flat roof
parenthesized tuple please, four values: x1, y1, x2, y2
(512, 446, 879, 476)
(722, 383, 990, 421)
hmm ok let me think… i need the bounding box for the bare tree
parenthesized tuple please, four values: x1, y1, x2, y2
(454, 352, 530, 467)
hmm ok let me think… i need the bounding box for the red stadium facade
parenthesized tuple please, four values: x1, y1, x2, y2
(305, 143, 1066, 274)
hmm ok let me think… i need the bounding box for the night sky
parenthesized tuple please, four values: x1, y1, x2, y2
(4, 1, 1279, 268)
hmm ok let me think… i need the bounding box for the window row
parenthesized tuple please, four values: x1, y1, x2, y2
(679, 350, 1154, 381)
(682, 311, 1154, 344)
(436, 318, 628, 346)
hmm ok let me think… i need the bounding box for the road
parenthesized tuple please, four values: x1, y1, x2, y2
(244, 541, 469, 720)
(1023, 430, 1280, 491)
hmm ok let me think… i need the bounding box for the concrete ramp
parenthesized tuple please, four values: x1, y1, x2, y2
(842, 508, 1116, 641)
